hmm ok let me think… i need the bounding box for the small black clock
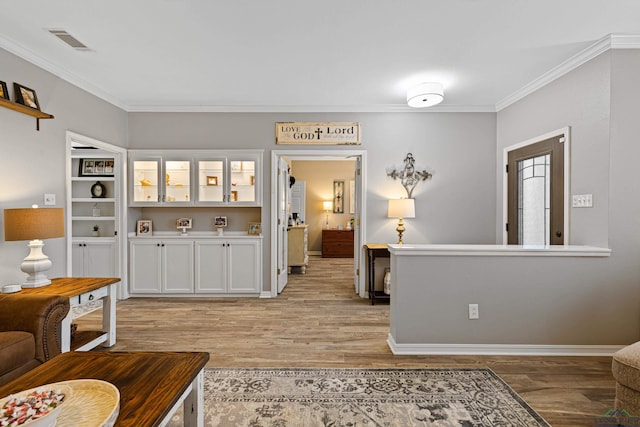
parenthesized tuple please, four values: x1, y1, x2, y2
(91, 181, 106, 198)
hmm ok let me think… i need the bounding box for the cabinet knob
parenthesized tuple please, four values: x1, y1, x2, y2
(157, 243, 160, 247)
(162, 243, 165, 247)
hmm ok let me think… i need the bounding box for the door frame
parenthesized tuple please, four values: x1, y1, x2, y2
(65, 131, 129, 299)
(502, 127, 570, 245)
(270, 149, 367, 298)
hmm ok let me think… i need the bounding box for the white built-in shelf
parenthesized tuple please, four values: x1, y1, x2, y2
(72, 216, 117, 221)
(71, 198, 116, 203)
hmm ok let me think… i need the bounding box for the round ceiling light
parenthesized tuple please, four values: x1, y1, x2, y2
(407, 82, 444, 108)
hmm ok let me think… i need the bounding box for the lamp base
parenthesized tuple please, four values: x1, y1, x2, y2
(19, 239, 53, 288)
(396, 218, 406, 245)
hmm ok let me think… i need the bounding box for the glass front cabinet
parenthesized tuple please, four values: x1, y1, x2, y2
(129, 150, 262, 207)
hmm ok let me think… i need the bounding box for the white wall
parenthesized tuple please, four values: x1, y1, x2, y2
(128, 112, 497, 292)
(496, 49, 640, 343)
(0, 48, 128, 283)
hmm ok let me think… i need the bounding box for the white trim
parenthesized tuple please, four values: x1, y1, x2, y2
(259, 291, 273, 298)
(387, 334, 624, 356)
(501, 127, 570, 245)
(270, 149, 367, 298)
(125, 104, 496, 113)
(387, 244, 611, 257)
(497, 34, 640, 111)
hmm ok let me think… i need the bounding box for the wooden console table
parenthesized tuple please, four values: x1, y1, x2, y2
(19, 277, 120, 351)
(0, 351, 209, 427)
(322, 229, 354, 257)
(364, 244, 390, 305)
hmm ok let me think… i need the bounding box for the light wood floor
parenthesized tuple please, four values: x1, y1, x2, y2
(76, 256, 616, 426)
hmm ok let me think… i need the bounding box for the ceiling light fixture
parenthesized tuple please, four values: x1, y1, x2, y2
(407, 82, 444, 108)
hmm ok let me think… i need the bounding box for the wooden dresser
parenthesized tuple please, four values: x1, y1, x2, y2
(288, 225, 309, 273)
(322, 229, 354, 258)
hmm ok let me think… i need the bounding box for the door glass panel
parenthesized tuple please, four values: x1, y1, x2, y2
(230, 160, 255, 203)
(133, 160, 158, 203)
(517, 154, 550, 245)
(198, 160, 224, 202)
(165, 161, 191, 203)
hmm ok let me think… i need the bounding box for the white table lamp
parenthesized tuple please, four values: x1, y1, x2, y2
(4, 206, 65, 287)
(387, 198, 415, 244)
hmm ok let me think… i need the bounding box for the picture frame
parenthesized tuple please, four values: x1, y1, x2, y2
(206, 176, 218, 186)
(248, 222, 262, 235)
(231, 190, 238, 202)
(333, 180, 345, 213)
(79, 158, 115, 177)
(230, 161, 242, 172)
(137, 220, 152, 236)
(214, 216, 228, 228)
(176, 218, 192, 228)
(13, 83, 40, 110)
(0, 81, 9, 100)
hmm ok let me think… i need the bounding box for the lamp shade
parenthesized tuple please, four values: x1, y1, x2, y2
(4, 207, 65, 241)
(387, 198, 415, 219)
(323, 200, 333, 211)
(407, 82, 444, 108)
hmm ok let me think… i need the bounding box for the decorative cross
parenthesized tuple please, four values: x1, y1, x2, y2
(386, 153, 432, 198)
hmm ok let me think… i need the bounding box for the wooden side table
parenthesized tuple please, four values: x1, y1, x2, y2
(19, 277, 120, 351)
(364, 244, 390, 305)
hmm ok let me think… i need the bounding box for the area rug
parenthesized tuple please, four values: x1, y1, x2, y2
(169, 368, 549, 426)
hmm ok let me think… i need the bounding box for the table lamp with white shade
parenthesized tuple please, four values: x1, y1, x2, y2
(3, 206, 65, 288)
(387, 198, 415, 244)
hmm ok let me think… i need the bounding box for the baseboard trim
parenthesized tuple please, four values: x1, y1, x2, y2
(387, 334, 624, 356)
(260, 291, 273, 298)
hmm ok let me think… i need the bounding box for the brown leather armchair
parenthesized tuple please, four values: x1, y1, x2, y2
(0, 293, 70, 386)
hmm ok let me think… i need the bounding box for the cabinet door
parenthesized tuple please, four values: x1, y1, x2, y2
(131, 157, 161, 205)
(228, 240, 261, 293)
(130, 240, 162, 293)
(228, 157, 259, 206)
(162, 241, 194, 293)
(71, 242, 85, 277)
(164, 159, 193, 205)
(85, 241, 116, 277)
(195, 241, 227, 293)
(196, 159, 226, 204)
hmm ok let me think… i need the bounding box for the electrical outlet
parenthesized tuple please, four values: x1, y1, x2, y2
(44, 193, 56, 206)
(468, 304, 479, 320)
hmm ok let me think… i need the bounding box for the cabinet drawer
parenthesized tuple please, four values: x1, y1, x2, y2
(76, 286, 108, 306)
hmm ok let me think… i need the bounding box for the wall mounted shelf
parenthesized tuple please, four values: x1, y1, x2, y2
(0, 97, 54, 131)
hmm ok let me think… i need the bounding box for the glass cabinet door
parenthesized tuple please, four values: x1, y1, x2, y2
(164, 160, 191, 204)
(197, 160, 225, 203)
(229, 160, 256, 204)
(132, 159, 160, 204)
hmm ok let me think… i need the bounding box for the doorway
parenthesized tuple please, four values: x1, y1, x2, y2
(503, 127, 570, 245)
(271, 150, 367, 298)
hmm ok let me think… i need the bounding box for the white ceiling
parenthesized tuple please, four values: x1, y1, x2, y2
(1, 0, 640, 112)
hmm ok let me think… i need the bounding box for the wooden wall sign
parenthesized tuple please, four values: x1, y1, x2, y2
(276, 122, 361, 145)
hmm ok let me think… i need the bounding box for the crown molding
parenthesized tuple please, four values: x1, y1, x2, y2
(125, 103, 496, 113)
(0, 35, 128, 111)
(496, 33, 640, 111)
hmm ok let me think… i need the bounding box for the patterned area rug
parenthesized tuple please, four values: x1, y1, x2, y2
(170, 368, 549, 426)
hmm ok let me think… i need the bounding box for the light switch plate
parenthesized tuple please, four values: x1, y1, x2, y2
(44, 193, 56, 206)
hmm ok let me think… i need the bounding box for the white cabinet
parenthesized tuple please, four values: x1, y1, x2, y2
(195, 239, 261, 294)
(130, 236, 261, 296)
(196, 153, 261, 206)
(71, 239, 116, 277)
(129, 154, 193, 206)
(130, 240, 194, 294)
(68, 150, 121, 281)
(129, 150, 263, 207)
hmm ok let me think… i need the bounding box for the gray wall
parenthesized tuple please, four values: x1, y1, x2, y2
(0, 48, 128, 283)
(128, 112, 497, 292)
(496, 50, 640, 344)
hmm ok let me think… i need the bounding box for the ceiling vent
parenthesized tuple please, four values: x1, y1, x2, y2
(48, 29, 89, 50)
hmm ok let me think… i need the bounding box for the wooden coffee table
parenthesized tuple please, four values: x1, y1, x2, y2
(0, 351, 209, 426)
